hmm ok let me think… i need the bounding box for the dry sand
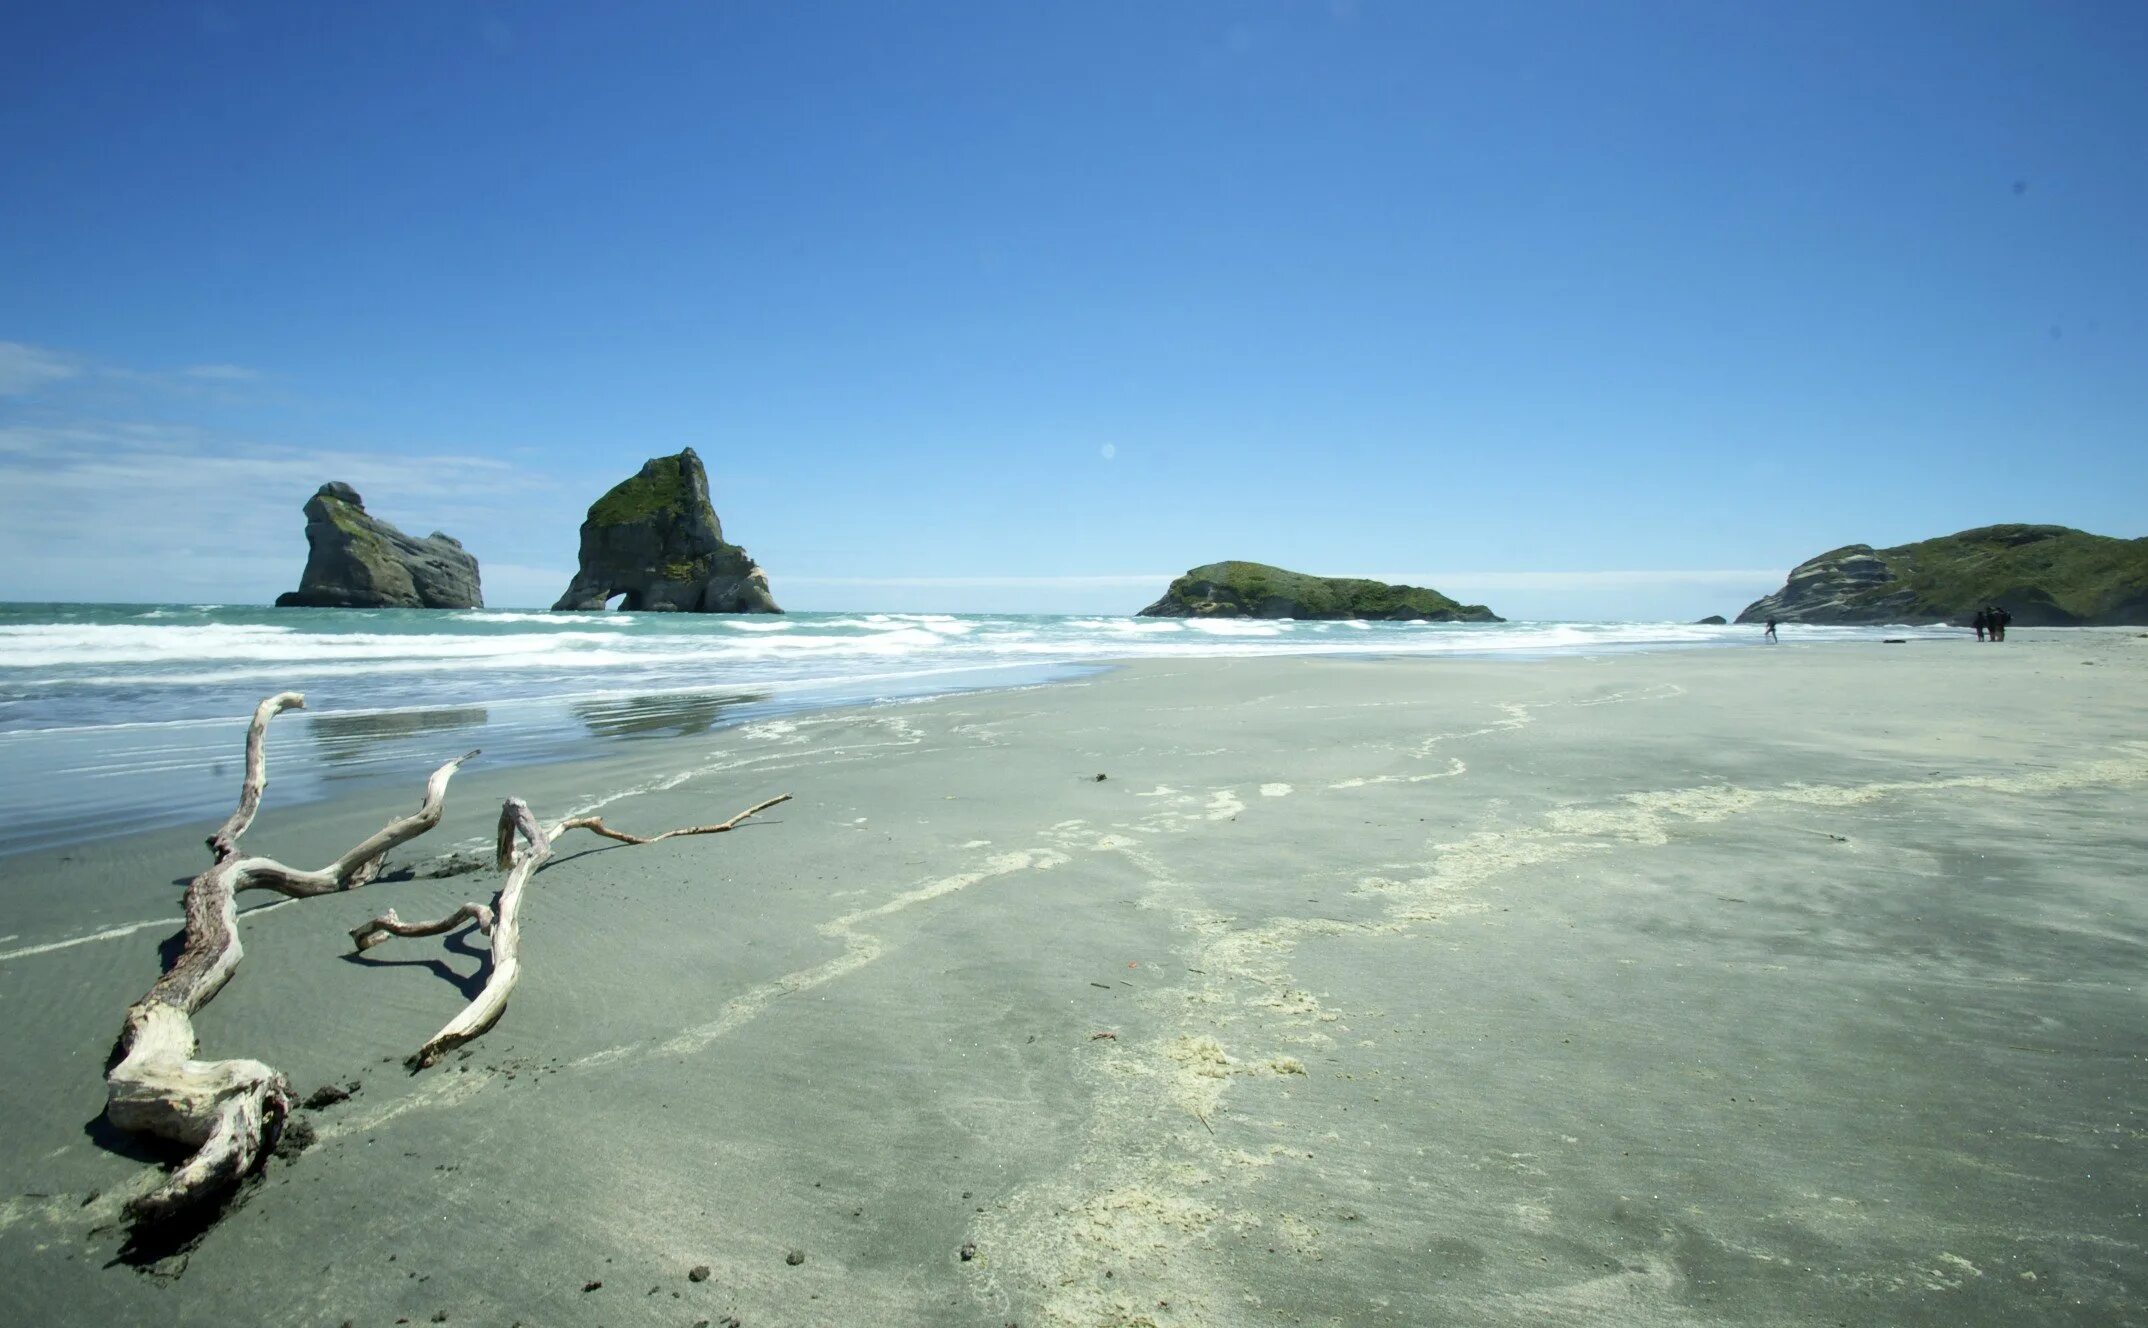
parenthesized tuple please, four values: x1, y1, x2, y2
(1, 630, 2144, 1326)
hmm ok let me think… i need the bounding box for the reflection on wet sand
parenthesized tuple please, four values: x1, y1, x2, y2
(573, 692, 767, 740)
(308, 707, 490, 765)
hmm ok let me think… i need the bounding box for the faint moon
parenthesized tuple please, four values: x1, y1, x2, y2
(1100, 443, 1117, 461)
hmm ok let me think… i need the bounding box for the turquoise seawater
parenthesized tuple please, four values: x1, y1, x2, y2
(0, 603, 1949, 857)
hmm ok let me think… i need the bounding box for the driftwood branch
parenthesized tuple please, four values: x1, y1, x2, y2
(548, 792, 791, 846)
(206, 692, 304, 859)
(362, 791, 792, 1068)
(228, 750, 479, 899)
(109, 692, 789, 1235)
(399, 799, 550, 1068)
(349, 903, 495, 952)
(106, 695, 479, 1229)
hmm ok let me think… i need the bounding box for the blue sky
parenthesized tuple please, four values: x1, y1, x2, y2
(3, 1, 2143, 616)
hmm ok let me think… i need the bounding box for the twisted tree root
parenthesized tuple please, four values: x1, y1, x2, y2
(106, 692, 478, 1228)
(110, 692, 788, 1232)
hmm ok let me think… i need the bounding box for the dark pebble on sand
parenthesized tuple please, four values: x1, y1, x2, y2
(303, 1083, 352, 1110)
(272, 1116, 317, 1160)
(959, 1242, 977, 1262)
(583, 1280, 603, 1292)
(785, 1249, 805, 1266)
(1093, 773, 1107, 781)
(689, 1264, 710, 1282)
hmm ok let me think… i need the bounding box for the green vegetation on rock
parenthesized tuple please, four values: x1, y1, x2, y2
(318, 492, 397, 568)
(1739, 524, 2148, 625)
(1138, 561, 1502, 621)
(587, 454, 692, 528)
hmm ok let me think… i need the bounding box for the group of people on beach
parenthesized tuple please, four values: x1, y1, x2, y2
(1760, 609, 2015, 643)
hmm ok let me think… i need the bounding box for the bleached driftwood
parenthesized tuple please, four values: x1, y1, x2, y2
(548, 792, 792, 846)
(109, 691, 789, 1231)
(107, 692, 478, 1226)
(349, 902, 495, 951)
(356, 792, 792, 1068)
(205, 692, 302, 859)
(395, 799, 549, 1068)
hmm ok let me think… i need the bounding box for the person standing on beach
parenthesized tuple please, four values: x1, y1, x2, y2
(1992, 606, 2010, 642)
(1973, 608, 1988, 642)
(1764, 617, 1778, 643)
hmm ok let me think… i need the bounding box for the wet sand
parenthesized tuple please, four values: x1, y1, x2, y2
(2, 631, 2144, 1326)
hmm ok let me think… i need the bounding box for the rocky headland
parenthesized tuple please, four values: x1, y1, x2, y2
(274, 482, 482, 609)
(1738, 524, 2148, 626)
(552, 449, 781, 613)
(1138, 561, 1501, 621)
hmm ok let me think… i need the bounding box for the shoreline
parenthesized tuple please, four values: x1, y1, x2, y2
(2, 633, 2144, 1325)
(0, 616, 2038, 863)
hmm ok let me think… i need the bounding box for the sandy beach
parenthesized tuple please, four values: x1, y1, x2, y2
(2, 631, 2144, 1327)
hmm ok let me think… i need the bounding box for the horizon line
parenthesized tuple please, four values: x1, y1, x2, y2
(777, 569, 1785, 590)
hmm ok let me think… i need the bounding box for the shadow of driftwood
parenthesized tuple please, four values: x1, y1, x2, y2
(338, 920, 492, 1000)
(81, 1109, 173, 1166)
(540, 840, 637, 871)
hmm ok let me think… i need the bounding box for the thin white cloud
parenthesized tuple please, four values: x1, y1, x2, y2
(178, 363, 260, 383)
(0, 419, 559, 604)
(480, 562, 577, 607)
(0, 341, 84, 396)
(0, 339, 266, 397)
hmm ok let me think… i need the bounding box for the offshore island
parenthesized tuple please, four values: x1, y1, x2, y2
(1139, 561, 1503, 621)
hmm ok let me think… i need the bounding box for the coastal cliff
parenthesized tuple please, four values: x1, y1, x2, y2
(1738, 524, 2148, 626)
(1138, 561, 1501, 621)
(274, 482, 482, 609)
(552, 449, 781, 613)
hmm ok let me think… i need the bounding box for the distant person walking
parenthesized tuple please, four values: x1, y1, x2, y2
(1973, 608, 1989, 642)
(1991, 606, 2010, 642)
(1764, 617, 1778, 643)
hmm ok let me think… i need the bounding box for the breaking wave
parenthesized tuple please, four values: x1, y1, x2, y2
(0, 603, 1952, 857)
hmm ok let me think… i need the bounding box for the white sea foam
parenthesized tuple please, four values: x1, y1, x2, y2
(0, 624, 626, 668)
(457, 610, 575, 625)
(0, 614, 1945, 694)
(0, 605, 1961, 857)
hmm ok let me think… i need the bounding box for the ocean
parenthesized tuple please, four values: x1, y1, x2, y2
(0, 603, 1949, 857)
